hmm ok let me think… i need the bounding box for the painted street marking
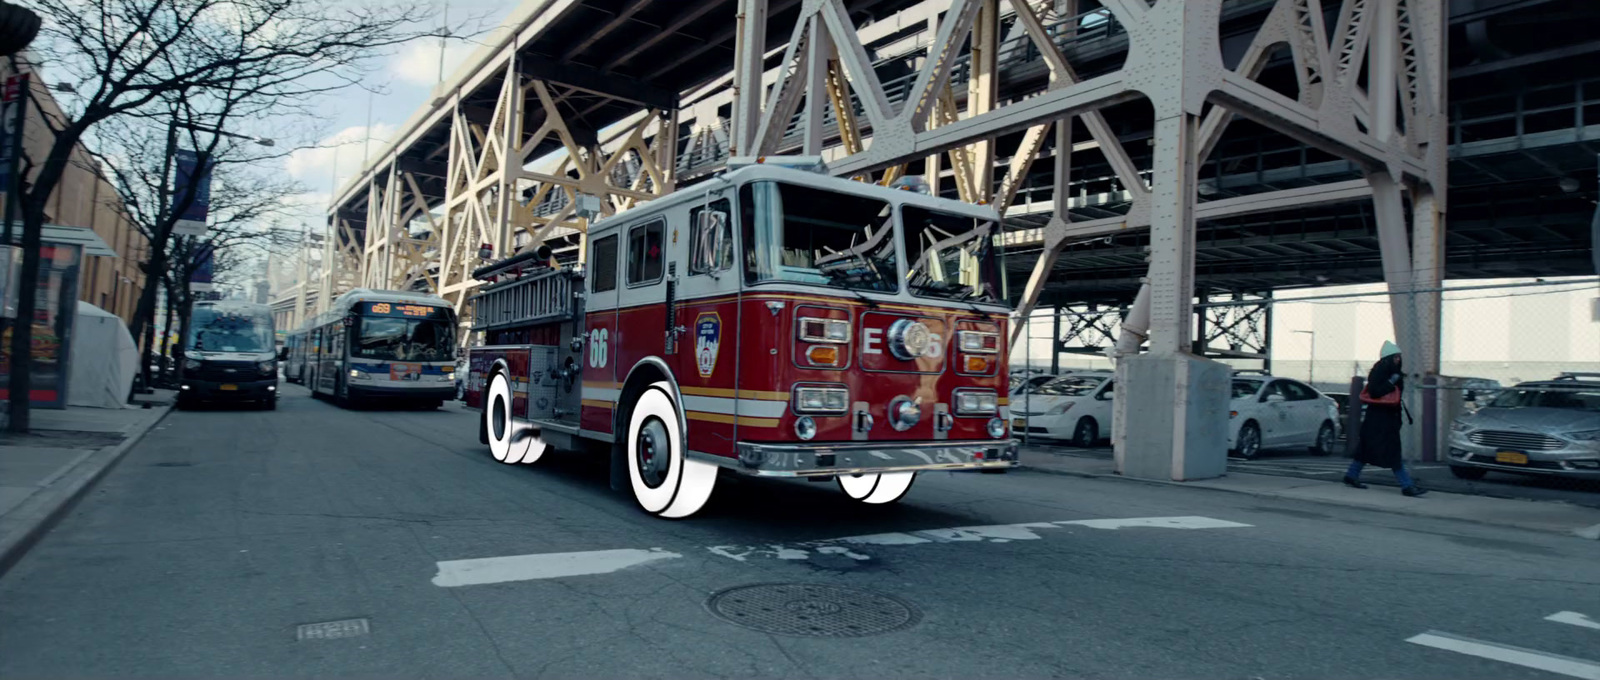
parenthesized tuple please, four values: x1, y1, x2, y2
(432, 548, 681, 587)
(1407, 631, 1600, 680)
(1548, 612, 1600, 632)
(708, 516, 1253, 562)
(296, 618, 371, 641)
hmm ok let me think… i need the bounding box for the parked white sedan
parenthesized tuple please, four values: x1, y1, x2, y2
(1228, 375, 1341, 459)
(1010, 371, 1115, 447)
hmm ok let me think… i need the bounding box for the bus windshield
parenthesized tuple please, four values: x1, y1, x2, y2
(740, 181, 898, 292)
(901, 206, 1005, 303)
(351, 302, 456, 362)
(188, 306, 274, 353)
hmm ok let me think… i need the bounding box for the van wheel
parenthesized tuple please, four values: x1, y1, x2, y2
(837, 472, 916, 504)
(624, 381, 717, 518)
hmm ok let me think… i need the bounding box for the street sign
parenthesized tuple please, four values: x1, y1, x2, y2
(190, 242, 214, 292)
(171, 149, 213, 237)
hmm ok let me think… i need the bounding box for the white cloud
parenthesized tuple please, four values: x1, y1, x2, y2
(390, 39, 478, 87)
(284, 123, 401, 193)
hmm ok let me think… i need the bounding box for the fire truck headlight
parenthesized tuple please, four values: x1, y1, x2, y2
(957, 330, 999, 354)
(887, 319, 932, 360)
(794, 385, 848, 414)
(798, 317, 850, 344)
(890, 397, 921, 431)
(794, 416, 817, 440)
(954, 389, 998, 416)
(988, 417, 1007, 439)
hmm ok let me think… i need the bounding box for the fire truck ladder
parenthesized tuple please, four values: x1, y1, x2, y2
(469, 267, 580, 331)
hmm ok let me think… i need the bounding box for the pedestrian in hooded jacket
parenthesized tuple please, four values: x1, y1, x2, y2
(1343, 341, 1427, 497)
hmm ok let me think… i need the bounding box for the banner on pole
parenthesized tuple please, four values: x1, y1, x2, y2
(171, 149, 213, 237)
(190, 243, 214, 292)
(0, 73, 29, 188)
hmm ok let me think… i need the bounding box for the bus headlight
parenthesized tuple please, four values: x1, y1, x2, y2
(887, 319, 932, 360)
(953, 389, 998, 416)
(349, 369, 368, 380)
(793, 385, 848, 414)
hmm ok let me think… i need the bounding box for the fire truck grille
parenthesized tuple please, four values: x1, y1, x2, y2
(705, 583, 920, 637)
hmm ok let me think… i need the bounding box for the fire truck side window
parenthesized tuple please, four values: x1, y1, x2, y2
(591, 234, 618, 293)
(626, 220, 665, 286)
(689, 199, 732, 275)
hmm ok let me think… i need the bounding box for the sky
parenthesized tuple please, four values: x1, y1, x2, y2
(278, 0, 518, 231)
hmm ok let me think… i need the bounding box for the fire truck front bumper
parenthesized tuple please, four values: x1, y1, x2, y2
(713, 440, 1020, 478)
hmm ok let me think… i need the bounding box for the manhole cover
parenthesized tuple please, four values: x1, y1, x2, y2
(706, 583, 919, 637)
(296, 618, 370, 641)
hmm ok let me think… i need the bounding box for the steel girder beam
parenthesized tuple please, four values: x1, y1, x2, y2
(516, 55, 680, 111)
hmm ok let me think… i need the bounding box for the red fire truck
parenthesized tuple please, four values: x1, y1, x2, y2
(465, 158, 1018, 519)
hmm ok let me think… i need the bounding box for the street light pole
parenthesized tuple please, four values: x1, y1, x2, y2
(1294, 330, 1316, 388)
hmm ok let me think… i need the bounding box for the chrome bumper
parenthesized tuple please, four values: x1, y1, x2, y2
(691, 439, 1020, 478)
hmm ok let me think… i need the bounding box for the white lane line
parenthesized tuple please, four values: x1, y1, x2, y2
(1407, 631, 1600, 680)
(1547, 612, 1600, 631)
(708, 516, 1252, 562)
(432, 548, 681, 587)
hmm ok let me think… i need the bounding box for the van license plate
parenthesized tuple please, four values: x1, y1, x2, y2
(1495, 451, 1527, 465)
(219, 384, 238, 391)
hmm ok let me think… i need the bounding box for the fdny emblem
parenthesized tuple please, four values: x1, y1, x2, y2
(694, 312, 721, 378)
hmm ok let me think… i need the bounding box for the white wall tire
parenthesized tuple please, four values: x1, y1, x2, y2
(626, 381, 716, 518)
(486, 372, 547, 465)
(836, 472, 916, 505)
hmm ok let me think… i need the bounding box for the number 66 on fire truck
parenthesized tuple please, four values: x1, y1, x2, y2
(465, 158, 1019, 519)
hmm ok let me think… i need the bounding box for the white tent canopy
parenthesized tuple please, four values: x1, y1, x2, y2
(67, 301, 138, 409)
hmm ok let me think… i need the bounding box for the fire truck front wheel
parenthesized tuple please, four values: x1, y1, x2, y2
(837, 472, 916, 505)
(624, 382, 717, 519)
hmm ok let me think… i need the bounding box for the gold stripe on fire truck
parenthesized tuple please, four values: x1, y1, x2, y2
(685, 411, 781, 428)
(580, 399, 615, 409)
(679, 386, 789, 401)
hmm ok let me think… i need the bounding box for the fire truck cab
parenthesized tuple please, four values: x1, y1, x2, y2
(465, 159, 1018, 519)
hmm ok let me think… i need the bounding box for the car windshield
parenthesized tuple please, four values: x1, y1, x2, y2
(1487, 386, 1600, 411)
(740, 181, 897, 292)
(187, 307, 274, 353)
(1034, 376, 1105, 396)
(1232, 379, 1263, 399)
(353, 316, 457, 362)
(901, 205, 1005, 303)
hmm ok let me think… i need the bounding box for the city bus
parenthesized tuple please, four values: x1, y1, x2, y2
(463, 158, 1018, 520)
(303, 289, 459, 408)
(283, 328, 307, 384)
(178, 301, 282, 409)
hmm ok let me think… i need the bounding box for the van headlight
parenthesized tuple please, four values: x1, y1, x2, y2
(953, 389, 998, 415)
(184, 358, 202, 371)
(258, 360, 276, 376)
(793, 385, 848, 414)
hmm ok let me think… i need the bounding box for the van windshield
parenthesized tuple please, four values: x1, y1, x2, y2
(187, 307, 274, 353)
(740, 181, 898, 292)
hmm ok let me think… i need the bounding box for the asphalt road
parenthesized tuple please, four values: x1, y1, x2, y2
(1024, 437, 1600, 510)
(2, 386, 1598, 679)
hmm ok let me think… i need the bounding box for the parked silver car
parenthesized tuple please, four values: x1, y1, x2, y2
(1446, 374, 1600, 480)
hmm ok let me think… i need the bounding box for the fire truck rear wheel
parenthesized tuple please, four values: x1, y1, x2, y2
(625, 382, 717, 519)
(485, 371, 545, 465)
(836, 472, 916, 505)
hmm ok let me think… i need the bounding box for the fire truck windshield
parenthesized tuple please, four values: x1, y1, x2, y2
(740, 181, 898, 292)
(902, 206, 1005, 304)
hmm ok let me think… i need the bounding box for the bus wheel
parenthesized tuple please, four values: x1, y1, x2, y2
(485, 372, 545, 464)
(625, 381, 716, 519)
(837, 472, 916, 505)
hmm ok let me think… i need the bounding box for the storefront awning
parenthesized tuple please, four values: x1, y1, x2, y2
(42, 224, 117, 258)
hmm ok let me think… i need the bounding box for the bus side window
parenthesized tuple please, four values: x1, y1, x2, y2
(591, 234, 618, 293)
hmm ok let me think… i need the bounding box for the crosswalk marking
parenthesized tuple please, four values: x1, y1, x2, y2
(708, 516, 1253, 563)
(1408, 631, 1600, 680)
(1548, 611, 1600, 631)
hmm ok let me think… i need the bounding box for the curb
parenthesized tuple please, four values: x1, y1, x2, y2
(0, 404, 174, 579)
(1018, 462, 1600, 540)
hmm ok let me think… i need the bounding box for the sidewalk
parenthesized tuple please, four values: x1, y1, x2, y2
(1020, 446, 1600, 540)
(0, 390, 176, 576)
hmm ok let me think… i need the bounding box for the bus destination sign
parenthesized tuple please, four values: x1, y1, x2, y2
(363, 302, 446, 319)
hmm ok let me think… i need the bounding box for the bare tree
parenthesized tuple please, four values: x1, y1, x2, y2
(6, 0, 442, 431)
